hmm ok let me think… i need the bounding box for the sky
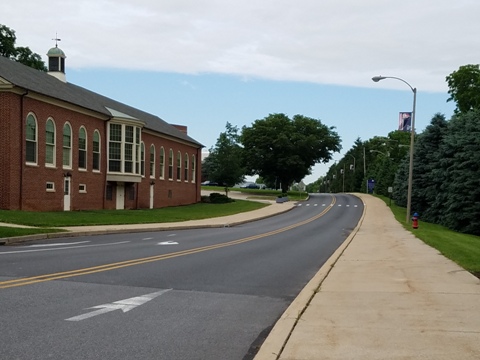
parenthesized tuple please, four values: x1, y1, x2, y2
(3, 0, 479, 184)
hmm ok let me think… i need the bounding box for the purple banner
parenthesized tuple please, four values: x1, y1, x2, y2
(399, 112, 412, 132)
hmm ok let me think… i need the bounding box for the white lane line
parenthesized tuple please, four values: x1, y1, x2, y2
(158, 241, 179, 245)
(314, 204, 318, 207)
(142, 237, 153, 241)
(0, 241, 130, 255)
(28, 241, 90, 247)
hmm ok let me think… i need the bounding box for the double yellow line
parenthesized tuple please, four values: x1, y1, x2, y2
(1, 197, 336, 289)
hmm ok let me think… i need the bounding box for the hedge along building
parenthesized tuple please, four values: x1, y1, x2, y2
(0, 44, 203, 211)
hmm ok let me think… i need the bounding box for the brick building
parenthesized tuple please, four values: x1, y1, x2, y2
(0, 45, 203, 211)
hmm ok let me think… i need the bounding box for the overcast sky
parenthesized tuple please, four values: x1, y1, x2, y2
(3, 0, 479, 183)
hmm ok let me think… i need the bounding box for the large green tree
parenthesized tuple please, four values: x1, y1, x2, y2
(205, 122, 245, 195)
(241, 113, 341, 193)
(438, 110, 480, 235)
(0, 24, 47, 71)
(446, 64, 480, 114)
(410, 113, 449, 223)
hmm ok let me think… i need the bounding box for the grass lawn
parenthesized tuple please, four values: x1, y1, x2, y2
(376, 195, 480, 277)
(0, 200, 267, 229)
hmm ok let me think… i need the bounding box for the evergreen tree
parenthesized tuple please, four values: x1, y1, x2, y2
(411, 114, 449, 222)
(439, 110, 480, 235)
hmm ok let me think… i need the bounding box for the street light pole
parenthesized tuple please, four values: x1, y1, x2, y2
(372, 75, 416, 224)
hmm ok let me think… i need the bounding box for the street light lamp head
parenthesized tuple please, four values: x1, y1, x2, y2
(372, 76, 386, 82)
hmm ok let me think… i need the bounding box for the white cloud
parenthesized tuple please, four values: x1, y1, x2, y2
(4, 0, 480, 92)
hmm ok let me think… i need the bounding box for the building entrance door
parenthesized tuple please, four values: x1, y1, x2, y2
(116, 183, 125, 210)
(63, 177, 71, 211)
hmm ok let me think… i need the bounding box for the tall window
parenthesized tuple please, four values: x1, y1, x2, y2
(108, 123, 122, 172)
(159, 147, 165, 179)
(184, 153, 189, 181)
(176, 151, 181, 181)
(92, 130, 100, 171)
(168, 149, 173, 180)
(150, 145, 155, 178)
(140, 142, 145, 176)
(191, 155, 196, 183)
(124, 125, 134, 173)
(78, 127, 87, 169)
(108, 123, 141, 174)
(26, 114, 37, 164)
(45, 118, 56, 166)
(135, 128, 141, 175)
(63, 123, 72, 168)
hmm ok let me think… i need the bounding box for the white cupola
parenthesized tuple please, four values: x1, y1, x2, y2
(47, 37, 66, 82)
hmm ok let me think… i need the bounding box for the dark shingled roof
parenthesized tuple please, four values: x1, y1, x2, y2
(0, 55, 203, 147)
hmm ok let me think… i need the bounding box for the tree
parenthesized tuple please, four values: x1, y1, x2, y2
(15, 46, 47, 71)
(438, 110, 480, 235)
(241, 113, 341, 194)
(0, 24, 16, 58)
(446, 64, 480, 114)
(0, 24, 47, 71)
(410, 113, 449, 223)
(206, 122, 245, 195)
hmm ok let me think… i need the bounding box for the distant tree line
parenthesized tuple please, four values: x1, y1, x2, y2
(326, 64, 480, 236)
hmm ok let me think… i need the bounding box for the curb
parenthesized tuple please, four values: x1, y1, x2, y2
(0, 203, 296, 245)
(253, 194, 367, 360)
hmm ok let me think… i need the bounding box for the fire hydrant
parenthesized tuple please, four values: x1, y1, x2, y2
(412, 212, 419, 229)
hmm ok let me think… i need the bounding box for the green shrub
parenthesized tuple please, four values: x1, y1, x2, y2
(209, 193, 234, 204)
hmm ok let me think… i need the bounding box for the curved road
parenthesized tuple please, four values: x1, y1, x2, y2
(0, 193, 363, 360)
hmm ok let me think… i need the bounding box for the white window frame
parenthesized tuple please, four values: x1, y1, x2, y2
(92, 130, 101, 172)
(62, 122, 72, 169)
(78, 126, 87, 170)
(26, 113, 38, 165)
(45, 118, 56, 167)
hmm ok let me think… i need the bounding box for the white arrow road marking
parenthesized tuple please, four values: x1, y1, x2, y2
(158, 241, 179, 245)
(65, 289, 172, 321)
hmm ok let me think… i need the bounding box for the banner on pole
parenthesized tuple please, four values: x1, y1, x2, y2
(399, 112, 412, 132)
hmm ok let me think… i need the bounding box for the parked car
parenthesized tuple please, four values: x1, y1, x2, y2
(241, 182, 260, 189)
(201, 181, 219, 186)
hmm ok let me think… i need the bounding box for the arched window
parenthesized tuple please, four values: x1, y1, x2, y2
(140, 142, 145, 176)
(184, 153, 189, 181)
(45, 118, 56, 166)
(159, 147, 165, 179)
(63, 123, 72, 168)
(92, 130, 101, 171)
(168, 149, 173, 180)
(150, 144, 155, 178)
(191, 155, 196, 183)
(78, 126, 87, 169)
(176, 151, 181, 181)
(26, 114, 37, 164)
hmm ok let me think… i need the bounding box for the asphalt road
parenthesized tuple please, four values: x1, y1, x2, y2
(0, 193, 363, 360)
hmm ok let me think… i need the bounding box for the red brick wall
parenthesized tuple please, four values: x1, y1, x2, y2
(1, 91, 202, 211)
(0, 92, 22, 210)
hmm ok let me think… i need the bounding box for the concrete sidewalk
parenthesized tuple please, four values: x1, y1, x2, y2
(255, 194, 480, 360)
